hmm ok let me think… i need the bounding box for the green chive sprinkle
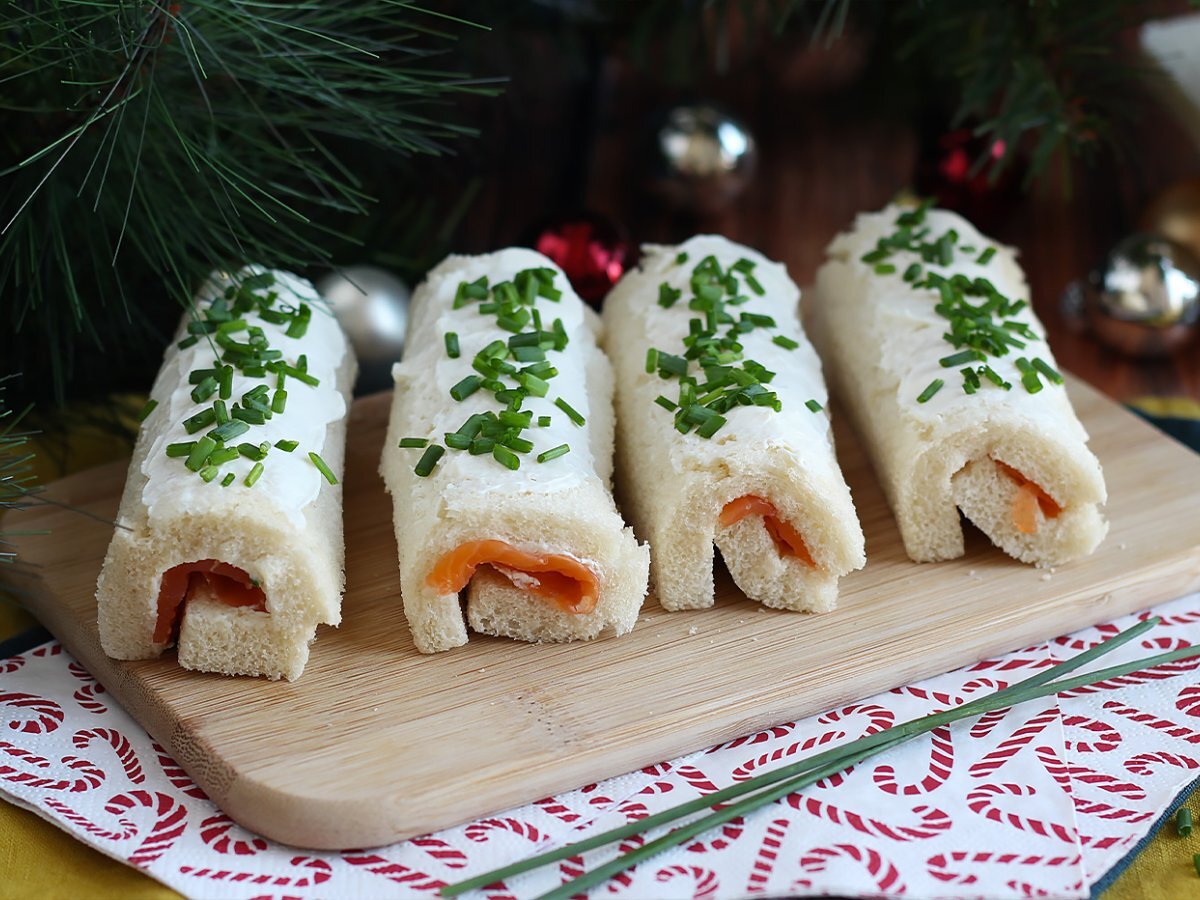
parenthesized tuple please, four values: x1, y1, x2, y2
(166, 441, 194, 458)
(220, 472, 236, 487)
(676, 252, 689, 265)
(492, 445, 520, 470)
(245, 462, 265, 487)
(537, 444, 570, 463)
(137, 399, 158, 422)
(654, 395, 678, 411)
(1031, 357, 1063, 384)
(414, 444, 444, 477)
(555, 397, 585, 426)
(978, 246, 996, 265)
(806, 399, 823, 412)
(209, 420, 250, 443)
(450, 375, 483, 402)
(185, 436, 216, 471)
(198, 465, 220, 483)
(903, 263, 922, 282)
(274, 439, 298, 452)
(309, 451, 337, 485)
(773, 335, 799, 351)
(444, 332, 460, 358)
(659, 284, 682, 308)
(537, 415, 551, 427)
(177, 335, 199, 350)
(183, 408, 216, 434)
(939, 349, 984, 368)
(1194, 853, 1200, 877)
(398, 437, 428, 449)
(645, 348, 659, 373)
(874, 263, 896, 275)
(917, 379, 944, 403)
(1177, 807, 1193, 836)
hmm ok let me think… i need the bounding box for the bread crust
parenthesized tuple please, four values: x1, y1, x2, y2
(603, 235, 865, 612)
(811, 205, 1107, 567)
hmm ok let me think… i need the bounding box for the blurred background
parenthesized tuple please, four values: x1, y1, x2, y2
(2, 0, 1199, 478)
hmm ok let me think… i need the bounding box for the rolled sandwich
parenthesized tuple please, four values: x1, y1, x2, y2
(96, 268, 356, 680)
(381, 249, 649, 653)
(812, 202, 1107, 566)
(603, 236, 865, 613)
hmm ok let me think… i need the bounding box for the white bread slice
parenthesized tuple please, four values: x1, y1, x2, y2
(380, 249, 649, 653)
(602, 235, 865, 612)
(96, 268, 356, 680)
(811, 204, 1107, 567)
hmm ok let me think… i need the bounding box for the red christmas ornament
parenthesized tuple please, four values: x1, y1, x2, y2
(532, 213, 629, 307)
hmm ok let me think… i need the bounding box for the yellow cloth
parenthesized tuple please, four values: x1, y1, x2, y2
(0, 403, 1196, 899)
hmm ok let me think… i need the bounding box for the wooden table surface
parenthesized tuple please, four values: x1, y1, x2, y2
(446, 34, 1200, 405)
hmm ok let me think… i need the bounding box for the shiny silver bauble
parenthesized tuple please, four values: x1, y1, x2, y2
(648, 104, 757, 213)
(1085, 234, 1200, 358)
(316, 265, 410, 393)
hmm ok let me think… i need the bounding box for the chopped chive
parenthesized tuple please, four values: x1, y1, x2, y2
(209, 420, 250, 443)
(744, 274, 765, 295)
(1031, 357, 1064, 384)
(917, 378, 944, 403)
(185, 436, 216, 472)
(398, 437, 428, 449)
(245, 462, 265, 487)
(654, 395, 678, 411)
(939, 349, 984, 368)
(773, 335, 799, 350)
(190, 377, 218, 403)
(806, 399, 823, 412)
(1177, 807, 1193, 836)
(275, 439, 299, 452)
(504, 435, 535, 454)
(177, 335, 199, 350)
(537, 444, 571, 463)
(183, 408, 217, 434)
(555, 397, 585, 426)
(208, 447, 239, 466)
(645, 348, 659, 373)
(414, 444, 444, 476)
(1194, 853, 1200, 877)
(874, 263, 896, 275)
(221, 472, 236, 487)
(978, 246, 996, 264)
(213, 399, 230, 425)
(198, 465, 220, 483)
(237, 442, 266, 461)
(137, 399, 158, 422)
(309, 451, 337, 485)
(166, 441, 195, 458)
(492, 445, 520, 470)
(903, 263, 922, 282)
(1021, 371, 1043, 394)
(537, 415, 551, 427)
(659, 284, 682, 308)
(218, 365, 233, 400)
(272, 389, 288, 414)
(450, 375, 483, 402)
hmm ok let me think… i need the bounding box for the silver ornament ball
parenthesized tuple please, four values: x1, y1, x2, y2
(1086, 233, 1200, 358)
(648, 104, 757, 213)
(316, 265, 410, 393)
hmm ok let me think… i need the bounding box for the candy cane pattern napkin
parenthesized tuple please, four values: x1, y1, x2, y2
(2, 592, 1199, 900)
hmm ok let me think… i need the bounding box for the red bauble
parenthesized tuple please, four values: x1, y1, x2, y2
(532, 213, 629, 307)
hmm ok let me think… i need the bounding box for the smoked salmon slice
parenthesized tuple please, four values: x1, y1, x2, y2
(427, 540, 600, 614)
(719, 495, 816, 567)
(995, 461, 1062, 534)
(154, 560, 267, 644)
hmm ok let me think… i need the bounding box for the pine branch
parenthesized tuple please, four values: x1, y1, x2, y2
(0, 377, 39, 564)
(0, 1, 499, 404)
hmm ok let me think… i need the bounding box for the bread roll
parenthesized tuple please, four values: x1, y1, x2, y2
(96, 268, 356, 681)
(811, 203, 1107, 566)
(603, 235, 865, 612)
(380, 249, 649, 653)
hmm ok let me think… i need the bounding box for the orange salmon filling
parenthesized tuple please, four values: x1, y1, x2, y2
(995, 461, 1062, 535)
(719, 495, 816, 567)
(427, 540, 600, 615)
(154, 559, 267, 645)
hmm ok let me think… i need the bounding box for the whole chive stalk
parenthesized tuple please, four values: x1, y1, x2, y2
(444, 618, 1193, 900)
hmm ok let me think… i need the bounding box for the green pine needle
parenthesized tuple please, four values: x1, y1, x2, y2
(442, 616, 1199, 899)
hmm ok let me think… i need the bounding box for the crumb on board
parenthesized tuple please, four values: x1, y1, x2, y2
(1118, 542, 1127, 550)
(687, 625, 699, 636)
(1040, 573, 1053, 582)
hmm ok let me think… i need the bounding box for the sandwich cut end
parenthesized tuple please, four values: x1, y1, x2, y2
(718, 495, 817, 567)
(154, 559, 267, 646)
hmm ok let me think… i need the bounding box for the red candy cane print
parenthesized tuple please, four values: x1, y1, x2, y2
(200, 813, 269, 855)
(969, 708, 1011, 740)
(67, 661, 95, 681)
(966, 783, 1075, 843)
(31, 643, 61, 657)
(151, 741, 208, 799)
(0, 692, 64, 734)
(464, 817, 544, 844)
(1139, 608, 1200, 626)
(1058, 644, 1199, 696)
(616, 799, 650, 822)
(684, 817, 744, 853)
(793, 844, 905, 894)
(410, 837, 468, 869)
(72, 682, 108, 715)
(872, 725, 954, 796)
(72, 728, 144, 784)
(535, 797, 582, 825)
(1125, 751, 1200, 777)
(1052, 623, 1121, 653)
(969, 653, 1051, 674)
(1101, 699, 1200, 743)
(927, 851, 1079, 897)
(785, 795, 952, 841)
(342, 853, 446, 891)
(1, 741, 104, 791)
(674, 764, 721, 795)
(1061, 714, 1122, 753)
(1176, 684, 1200, 718)
(654, 864, 719, 899)
(49, 791, 187, 867)
(181, 857, 332, 888)
(893, 678, 1007, 709)
(0, 656, 25, 674)
(707, 725, 793, 753)
(745, 818, 789, 893)
(969, 706, 1060, 779)
(1034, 746, 1149, 823)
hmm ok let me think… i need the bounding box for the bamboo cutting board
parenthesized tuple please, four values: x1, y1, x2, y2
(6, 376, 1200, 850)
